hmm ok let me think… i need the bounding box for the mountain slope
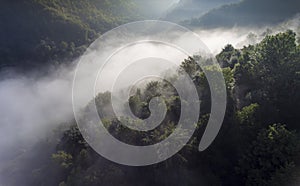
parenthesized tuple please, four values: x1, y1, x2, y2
(133, 0, 178, 19)
(163, 0, 240, 22)
(0, 0, 138, 69)
(188, 0, 300, 28)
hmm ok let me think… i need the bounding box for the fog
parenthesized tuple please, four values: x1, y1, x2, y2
(134, 0, 179, 18)
(0, 36, 190, 165)
(0, 17, 299, 184)
(194, 15, 300, 53)
(163, 0, 241, 22)
(0, 67, 74, 160)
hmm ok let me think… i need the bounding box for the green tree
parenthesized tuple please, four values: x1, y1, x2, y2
(52, 151, 73, 169)
(237, 124, 300, 186)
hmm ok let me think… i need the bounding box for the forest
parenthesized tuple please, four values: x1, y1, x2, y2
(0, 0, 138, 69)
(0, 0, 300, 186)
(1, 30, 299, 186)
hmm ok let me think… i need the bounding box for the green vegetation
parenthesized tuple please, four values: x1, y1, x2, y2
(164, 0, 239, 22)
(0, 0, 139, 68)
(6, 30, 297, 186)
(0, 1, 300, 185)
(237, 124, 299, 186)
(188, 0, 300, 28)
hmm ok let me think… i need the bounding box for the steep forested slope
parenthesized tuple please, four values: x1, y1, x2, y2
(188, 0, 300, 28)
(2, 30, 299, 186)
(0, 0, 138, 69)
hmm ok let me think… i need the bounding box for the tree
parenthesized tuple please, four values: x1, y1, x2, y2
(216, 44, 241, 68)
(52, 151, 73, 169)
(237, 124, 300, 186)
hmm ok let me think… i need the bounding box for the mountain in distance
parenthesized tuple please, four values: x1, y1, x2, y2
(188, 0, 300, 28)
(163, 0, 240, 22)
(133, 0, 179, 19)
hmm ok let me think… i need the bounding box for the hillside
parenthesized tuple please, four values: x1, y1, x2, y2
(133, 0, 178, 19)
(163, 0, 240, 22)
(1, 1, 300, 186)
(1, 30, 300, 186)
(188, 0, 300, 28)
(0, 0, 138, 69)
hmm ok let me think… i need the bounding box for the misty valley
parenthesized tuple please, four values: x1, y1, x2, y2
(0, 0, 300, 186)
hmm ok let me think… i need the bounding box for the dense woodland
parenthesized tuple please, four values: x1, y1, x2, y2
(55, 30, 300, 186)
(0, 0, 139, 69)
(1, 0, 300, 186)
(1, 30, 299, 186)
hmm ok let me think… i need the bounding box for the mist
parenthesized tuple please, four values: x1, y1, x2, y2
(134, 0, 179, 18)
(0, 34, 190, 166)
(193, 15, 300, 53)
(0, 16, 299, 185)
(163, 0, 241, 22)
(0, 67, 74, 160)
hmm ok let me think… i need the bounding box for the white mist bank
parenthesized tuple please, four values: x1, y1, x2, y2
(195, 15, 300, 54)
(0, 43, 188, 164)
(0, 67, 74, 160)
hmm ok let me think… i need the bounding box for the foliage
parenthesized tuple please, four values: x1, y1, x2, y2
(49, 30, 299, 186)
(3, 27, 300, 185)
(236, 103, 260, 126)
(0, 0, 139, 69)
(237, 124, 299, 186)
(52, 151, 73, 169)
